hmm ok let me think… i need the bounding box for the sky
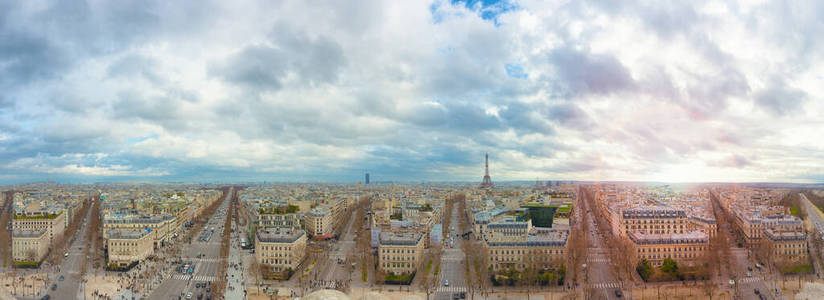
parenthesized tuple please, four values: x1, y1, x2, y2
(0, 0, 822, 184)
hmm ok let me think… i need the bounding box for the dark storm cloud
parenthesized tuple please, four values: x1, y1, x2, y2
(212, 25, 346, 92)
(548, 47, 635, 97)
(545, 103, 592, 130)
(0, 30, 68, 87)
(497, 102, 555, 135)
(754, 80, 807, 116)
(106, 54, 163, 84)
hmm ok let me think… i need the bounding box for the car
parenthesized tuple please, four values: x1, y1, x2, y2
(58, 275, 64, 282)
(195, 283, 200, 288)
(452, 293, 460, 299)
(186, 292, 193, 299)
(40, 296, 50, 300)
(754, 289, 760, 295)
(746, 271, 752, 277)
(64, 252, 69, 257)
(615, 290, 623, 298)
(748, 266, 753, 271)
(51, 284, 57, 291)
(729, 279, 735, 285)
(460, 291, 466, 299)
(444, 280, 449, 286)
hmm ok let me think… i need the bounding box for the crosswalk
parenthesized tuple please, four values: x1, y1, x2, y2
(587, 257, 610, 263)
(738, 276, 763, 284)
(590, 282, 621, 289)
(181, 257, 222, 263)
(166, 274, 219, 282)
(436, 285, 467, 293)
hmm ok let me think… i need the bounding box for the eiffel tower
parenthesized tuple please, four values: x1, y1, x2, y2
(479, 153, 493, 189)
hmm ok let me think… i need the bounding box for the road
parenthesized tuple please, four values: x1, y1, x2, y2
(433, 202, 467, 300)
(48, 199, 95, 299)
(581, 191, 623, 300)
(149, 188, 233, 300)
(798, 193, 824, 278)
(225, 203, 246, 300)
(709, 190, 777, 300)
(315, 208, 358, 291)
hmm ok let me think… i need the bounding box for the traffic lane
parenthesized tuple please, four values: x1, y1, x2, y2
(150, 195, 232, 299)
(52, 207, 93, 298)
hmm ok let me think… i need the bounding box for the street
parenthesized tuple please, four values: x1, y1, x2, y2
(434, 202, 467, 300)
(148, 188, 233, 300)
(51, 199, 94, 299)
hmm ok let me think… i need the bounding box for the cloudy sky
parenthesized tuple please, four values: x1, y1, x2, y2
(1, 0, 822, 184)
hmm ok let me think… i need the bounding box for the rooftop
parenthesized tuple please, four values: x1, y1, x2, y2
(12, 228, 47, 238)
(764, 228, 806, 241)
(257, 228, 306, 243)
(379, 231, 424, 246)
(108, 228, 151, 239)
(486, 228, 569, 247)
(628, 230, 708, 245)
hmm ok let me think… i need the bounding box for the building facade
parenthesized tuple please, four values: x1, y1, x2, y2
(305, 205, 333, 239)
(12, 210, 67, 244)
(378, 231, 425, 275)
(485, 227, 568, 272)
(11, 228, 49, 263)
(107, 229, 154, 268)
(255, 228, 307, 272)
(630, 231, 708, 267)
(763, 228, 808, 264)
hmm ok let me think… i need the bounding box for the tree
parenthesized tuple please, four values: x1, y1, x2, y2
(661, 258, 679, 277)
(248, 258, 261, 292)
(701, 276, 718, 300)
(25, 249, 37, 262)
(636, 259, 653, 281)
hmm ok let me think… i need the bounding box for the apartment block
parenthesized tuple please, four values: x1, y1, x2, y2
(12, 228, 49, 263)
(630, 231, 708, 267)
(378, 231, 425, 275)
(12, 209, 67, 244)
(763, 228, 808, 264)
(255, 228, 307, 272)
(107, 229, 154, 268)
(305, 205, 334, 239)
(485, 218, 568, 272)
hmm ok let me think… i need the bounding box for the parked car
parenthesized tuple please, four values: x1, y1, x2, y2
(444, 280, 449, 286)
(51, 284, 57, 291)
(615, 290, 623, 298)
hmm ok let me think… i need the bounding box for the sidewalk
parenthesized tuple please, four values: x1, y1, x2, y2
(226, 216, 246, 299)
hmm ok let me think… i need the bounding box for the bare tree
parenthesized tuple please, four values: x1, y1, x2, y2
(702, 276, 718, 300)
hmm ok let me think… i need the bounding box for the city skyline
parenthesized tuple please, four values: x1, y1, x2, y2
(1, 0, 823, 184)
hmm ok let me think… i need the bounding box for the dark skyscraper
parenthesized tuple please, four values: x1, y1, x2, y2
(365, 172, 370, 184)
